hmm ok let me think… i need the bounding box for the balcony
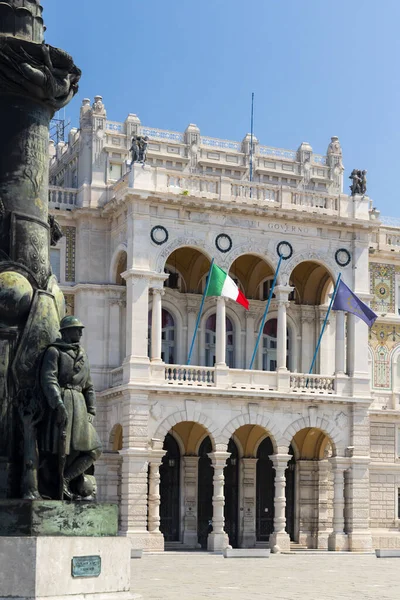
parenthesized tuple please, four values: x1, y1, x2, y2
(49, 186, 77, 210)
(108, 167, 372, 222)
(107, 363, 354, 399)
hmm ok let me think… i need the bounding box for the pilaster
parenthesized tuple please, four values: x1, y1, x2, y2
(182, 456, 201, 547)
(241, 458, 257, 548)
(328, 457, 349, 551)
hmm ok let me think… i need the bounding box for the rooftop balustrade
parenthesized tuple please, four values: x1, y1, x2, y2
(108, 166, 370, 221)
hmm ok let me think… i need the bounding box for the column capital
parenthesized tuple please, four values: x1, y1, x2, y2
(207, 451, 230, 468)
(270, 453, 291, 469)
(151, 287, 165, 296)
(274, 285, 293, 302)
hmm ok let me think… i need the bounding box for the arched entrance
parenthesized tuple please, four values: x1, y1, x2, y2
(256, 436, 275, 542)
(159, 433, 181, 542)
(224, 438, 239, 547)
(198, 436, 213, 549)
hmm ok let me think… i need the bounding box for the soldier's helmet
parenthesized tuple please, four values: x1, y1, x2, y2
(59, 316, 85, 331)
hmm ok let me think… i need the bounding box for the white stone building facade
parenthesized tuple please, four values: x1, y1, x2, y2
(48, 95, 400, 552)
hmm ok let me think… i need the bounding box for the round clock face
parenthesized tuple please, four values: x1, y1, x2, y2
(150, 226, 169, 245)
(215, 234, 232, 253)
(277, 241, 293, 260)
(335, 248, 351, 267)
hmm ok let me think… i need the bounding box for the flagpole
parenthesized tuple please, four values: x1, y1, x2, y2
(308, 272, 342, 377)
(187, 258, 215, 365)
(249, 92, 254, 199)
(249, 254, 283, 370)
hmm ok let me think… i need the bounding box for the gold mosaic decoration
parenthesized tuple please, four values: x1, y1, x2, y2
(369, 263, 395, 313)
(62, 226, 76, 282)
(369, 323, 400, 388)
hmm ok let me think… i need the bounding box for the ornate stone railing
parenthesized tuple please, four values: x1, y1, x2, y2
(167, 174, 220, 197)
(165, 366, 215, 386)
(259, 146, 297, 160)
(292, 192, 338, 212)
(142, 127, 184, 142)
(106, 120, 123, 133)
(290, 374, 334, 393)
(110, 366, 123, 387)
(48, 186, 77, 208)
(231, 182, 279, 203)
(200, 137, 241, 151)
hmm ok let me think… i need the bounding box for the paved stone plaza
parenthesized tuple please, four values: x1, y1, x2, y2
(130, 552, 400, 600)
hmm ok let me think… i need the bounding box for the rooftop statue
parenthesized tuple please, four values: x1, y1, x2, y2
(349, 169, 367, 196)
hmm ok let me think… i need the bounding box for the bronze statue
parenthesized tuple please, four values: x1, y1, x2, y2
(0, 1, 81, 499)
(349, 169, 367, 196)
(40, 316, 102, 501)
(130, 134, 148, 166)
(130, 135, 140, 165)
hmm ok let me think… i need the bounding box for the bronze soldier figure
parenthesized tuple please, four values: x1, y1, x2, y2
(40, 316, 102, 500)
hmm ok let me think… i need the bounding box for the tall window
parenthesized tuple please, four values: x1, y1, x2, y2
(205, 314, 234, 368)
(261, 318, 289, 371)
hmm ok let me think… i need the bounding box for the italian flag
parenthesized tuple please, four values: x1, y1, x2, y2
(206, 264, 249, 310)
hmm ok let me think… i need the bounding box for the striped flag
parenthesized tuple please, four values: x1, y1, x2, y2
(205, 264, 249, 310)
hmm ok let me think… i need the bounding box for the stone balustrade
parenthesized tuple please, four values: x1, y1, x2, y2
(108, 167, 369, 219)
(165, 365, 215, 386)
(49, 185, 77, 209)
(290, 374, 335, 393)
(110, 366, 123, 387)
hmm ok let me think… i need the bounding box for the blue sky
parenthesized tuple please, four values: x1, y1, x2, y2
(44, 0, 400, 216)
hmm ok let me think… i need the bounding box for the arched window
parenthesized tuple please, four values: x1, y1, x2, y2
(205, 314, 234, 367)
(148, 309, 176, 364)
(261, 318, 290, 371)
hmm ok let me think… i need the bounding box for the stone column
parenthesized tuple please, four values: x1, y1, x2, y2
(275, 286, 292, 371)
(317, 459, 330, 549)
(151, 288, 164, 363)
(122, 270, 150, 382)
(148, 444, 166, 549)
(269, 453, 291, 552)
(186, 298, 199, 365)
(328, 458, 348, 551)
(207, 451, 230, 551)
(216, 296, 226, 365)
(182, 456, 201, 547)
(241, 458, 257, 548)
(335, 310, 345, 374)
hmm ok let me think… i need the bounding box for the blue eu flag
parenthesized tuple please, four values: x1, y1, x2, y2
(332, 280, 377, 327)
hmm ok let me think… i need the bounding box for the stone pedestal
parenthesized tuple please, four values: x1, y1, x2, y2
(0, 501, 138, 600)
(0, 501, 118, 537)
(0, 535, 136, 600)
